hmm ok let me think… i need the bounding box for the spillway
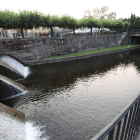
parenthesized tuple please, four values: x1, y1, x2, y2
(0, 55, 30, 78)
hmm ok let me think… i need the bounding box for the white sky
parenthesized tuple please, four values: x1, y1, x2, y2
(0, 0, 140, 19)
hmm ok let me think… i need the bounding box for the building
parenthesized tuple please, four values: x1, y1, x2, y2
(17, 29, 28, 38)
(0, 28, 18, 39)
(30, 27, 50, 37)
(7, 29, 18, 38)
(0, 28, 9, 38)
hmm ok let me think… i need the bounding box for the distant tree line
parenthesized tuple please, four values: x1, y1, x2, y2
(0, 8, 138, 38)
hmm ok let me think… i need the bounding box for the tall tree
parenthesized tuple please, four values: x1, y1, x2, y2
(84, 6, 116, 20)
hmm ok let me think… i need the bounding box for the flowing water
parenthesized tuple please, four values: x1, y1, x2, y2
(1, 50, 140, 140)
(0, 55, 30, 78)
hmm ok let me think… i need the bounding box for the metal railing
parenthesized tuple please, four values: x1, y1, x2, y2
(131, 29, 140, 33)
(91, 93, 140, 140)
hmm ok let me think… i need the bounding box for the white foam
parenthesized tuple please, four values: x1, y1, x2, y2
(26, 121, 51, 140)
(0, 55, 31, 78)
(0, 112, 25, 140)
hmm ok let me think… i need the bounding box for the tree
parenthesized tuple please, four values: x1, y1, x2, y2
(123, 21, 130, 31)
(47, 15, 60, 37)
(129, 14, 140, 30)
(17, 10, 42, 38)
(84, 6, 116, 20)
(0, 9, 18, 29)
(107, 12, 116, 20)
(59, 15, 77, 35)
(84, 18, 98, 35)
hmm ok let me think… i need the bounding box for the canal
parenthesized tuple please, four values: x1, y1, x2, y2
(1, 50, 140, 140)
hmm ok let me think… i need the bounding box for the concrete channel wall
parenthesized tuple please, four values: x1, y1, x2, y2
(0, 33, 130, 62)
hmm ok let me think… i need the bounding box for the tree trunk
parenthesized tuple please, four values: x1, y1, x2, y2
(91, 27, 92, 35)
(51, 27, 53, 37)
(73, 28, 75, 36)
(21, 28, 24, 38)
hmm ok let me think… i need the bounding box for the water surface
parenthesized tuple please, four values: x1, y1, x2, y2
(2, 50, 140, 140)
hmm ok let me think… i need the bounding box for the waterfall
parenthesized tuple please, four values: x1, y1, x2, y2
(0, 74, 26, 100)
(0, 55, 31, 78)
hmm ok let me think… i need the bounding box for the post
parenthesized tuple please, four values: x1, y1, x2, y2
(117, 22, 119, 34)
(133, 22, 135, 33)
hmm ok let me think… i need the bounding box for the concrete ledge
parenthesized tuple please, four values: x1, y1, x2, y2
(25, 46, 140, 66)
(0, 102, 25, 122)
(0, 74, 26, 91)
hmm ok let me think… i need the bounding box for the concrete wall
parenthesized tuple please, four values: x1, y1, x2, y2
(0, 33, 130, 62)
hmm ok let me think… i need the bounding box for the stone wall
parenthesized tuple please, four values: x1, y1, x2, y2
(0, 33, 130, 62)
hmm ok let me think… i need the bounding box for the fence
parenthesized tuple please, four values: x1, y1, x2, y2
(91, 93, 140, 140)
(131, 29, 140, 33)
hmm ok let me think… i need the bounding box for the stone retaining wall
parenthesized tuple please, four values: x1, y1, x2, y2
(0, 33, 130, 62)
(26, 46, 140, 65)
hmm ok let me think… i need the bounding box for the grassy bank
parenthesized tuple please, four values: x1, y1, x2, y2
(40, 44, 140, 60)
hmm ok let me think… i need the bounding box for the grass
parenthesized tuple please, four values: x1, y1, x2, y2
(40, 44, 140, 60)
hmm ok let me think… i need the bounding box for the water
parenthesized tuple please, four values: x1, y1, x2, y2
(0, 55, 30, 78)
(1, 50, 140, 140)
(0, 112, 25, 140)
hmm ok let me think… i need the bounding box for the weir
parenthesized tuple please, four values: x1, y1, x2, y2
(0, 32, 140, 139)
(0, 74, 26, 100)
(0, 55, 30, 78)
(0, 55, 27, 139)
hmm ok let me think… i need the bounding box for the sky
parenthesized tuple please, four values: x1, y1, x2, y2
(0, 0, 140, 19)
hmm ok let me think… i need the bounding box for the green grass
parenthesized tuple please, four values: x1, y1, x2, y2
(40, 44, 140, 60)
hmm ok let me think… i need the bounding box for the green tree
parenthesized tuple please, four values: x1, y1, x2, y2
(0, 9, 18, 29)
(17, 10, 42, 38)
(123, 21, 130, 31)
(85, 18, 98, 35)
(59, 15, 77, 35)
(47, 15, 60, 37)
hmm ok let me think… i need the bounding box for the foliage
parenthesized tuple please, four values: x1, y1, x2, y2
(59, 15, 77, 34)
(0, 9, 136, 37)
(0, 9, 18, 29)
(47, 15, 60, 37)
(84, 6, 116, 20)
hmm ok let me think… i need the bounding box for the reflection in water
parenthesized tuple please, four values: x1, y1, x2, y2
(2, 50, 140, 140)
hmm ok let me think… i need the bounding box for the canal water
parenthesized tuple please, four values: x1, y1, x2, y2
(1, 50, 140, 140)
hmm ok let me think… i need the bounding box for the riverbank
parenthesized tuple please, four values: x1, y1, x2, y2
(25, 44, 140, 65)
